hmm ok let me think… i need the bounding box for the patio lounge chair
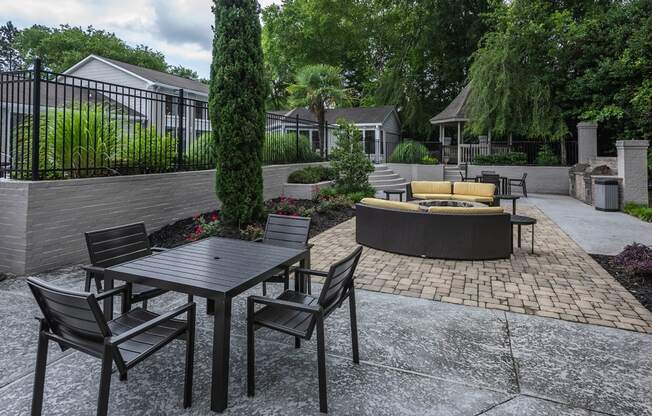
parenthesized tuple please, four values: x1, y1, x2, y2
(509, 172, 528, 197)
(257, 214, 312, 296)
(84, 223, 168, 312)
(247, 246, 363, 413)
(27, 277, 196, 416)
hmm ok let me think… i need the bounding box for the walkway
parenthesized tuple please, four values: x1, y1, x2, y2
(526, 193, 652, 255)
(0, 270, 650, 415)
(310, 206, 652, 333)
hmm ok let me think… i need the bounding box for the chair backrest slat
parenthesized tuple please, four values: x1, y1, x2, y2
(27, 278, 110, 345)
(318, 246, 363, 315)
(262, 214, 311, 249)
(85, 223, 152, 268)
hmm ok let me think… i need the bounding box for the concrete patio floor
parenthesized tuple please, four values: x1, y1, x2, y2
(0, 268, 650, 416)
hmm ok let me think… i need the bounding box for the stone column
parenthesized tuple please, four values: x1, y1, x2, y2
(577, 122, 598, 164)
(616, 140, 649, 206)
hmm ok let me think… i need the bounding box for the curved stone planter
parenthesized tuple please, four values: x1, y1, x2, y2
(282, 180, 334, 200)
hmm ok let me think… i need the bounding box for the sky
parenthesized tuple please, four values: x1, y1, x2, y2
(0, 0, 282, 78)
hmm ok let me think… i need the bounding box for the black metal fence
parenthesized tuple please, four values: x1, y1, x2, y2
(0, 61, 327, 180)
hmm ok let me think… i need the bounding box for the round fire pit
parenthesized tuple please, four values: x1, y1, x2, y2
(413, 199, 486, 211)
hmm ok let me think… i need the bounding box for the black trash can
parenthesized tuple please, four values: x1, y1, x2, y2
(594, 178, 620, 212)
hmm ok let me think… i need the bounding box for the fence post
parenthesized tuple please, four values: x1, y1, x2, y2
(177, 89, 185, 170)
(31, 58, 42, 180)
(295, 115, 299, 161)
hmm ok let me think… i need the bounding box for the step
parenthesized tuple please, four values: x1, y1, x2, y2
(369, 177, 406, 186)
(373, 182, 409, 191)
(369, 172, 400, 181)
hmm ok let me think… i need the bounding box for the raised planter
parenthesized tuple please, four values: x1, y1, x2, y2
(282, 180, 334, 200)
(385, 163, 444, 182)
(467, 165, 570, 194)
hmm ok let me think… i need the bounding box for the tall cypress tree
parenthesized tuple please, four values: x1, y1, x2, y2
(210, 0, 266, 225)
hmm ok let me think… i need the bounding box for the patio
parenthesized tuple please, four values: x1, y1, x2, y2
(1, 267, 650, 415)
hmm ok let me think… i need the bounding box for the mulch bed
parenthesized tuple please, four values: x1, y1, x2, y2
(150, 198, 355, 249)
(591, 254, 652, 312)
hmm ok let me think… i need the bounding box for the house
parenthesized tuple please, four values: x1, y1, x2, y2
(269, 106, 401, 163)
(63, 55, 211, 146)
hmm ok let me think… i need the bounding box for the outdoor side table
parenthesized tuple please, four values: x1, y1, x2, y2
(105, 237, 309, 413)
(383, 189, 405, 201)
(510, 215, 537, 254)
(496, 194, 520, 215)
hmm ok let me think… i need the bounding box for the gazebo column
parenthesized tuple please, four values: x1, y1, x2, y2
(488, 130, 492, 155)
(439, 125, 444, 143)
(457, 122, 462, 165)
(374, 125, 381, 163)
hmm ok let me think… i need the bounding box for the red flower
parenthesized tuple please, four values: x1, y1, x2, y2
(210, 213, 219, 222)
(195, 226, 204, 235)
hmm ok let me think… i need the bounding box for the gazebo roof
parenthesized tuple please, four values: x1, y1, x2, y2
(430, 85, 471, 125)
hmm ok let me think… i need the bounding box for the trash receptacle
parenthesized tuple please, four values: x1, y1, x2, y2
(594, 178, 619, 211)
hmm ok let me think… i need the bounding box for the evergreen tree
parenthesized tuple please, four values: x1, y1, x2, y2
(210, 0, 266, 225)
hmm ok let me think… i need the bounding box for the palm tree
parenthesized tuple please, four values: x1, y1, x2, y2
(287, 65, 349, 157)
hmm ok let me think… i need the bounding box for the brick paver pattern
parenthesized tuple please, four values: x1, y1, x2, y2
(309, 205, 652, 334)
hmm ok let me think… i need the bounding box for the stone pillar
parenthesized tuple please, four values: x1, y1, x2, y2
(374, 125, 381, 163)
(577, 122, 598, 164)
(616, 140, 649, 206)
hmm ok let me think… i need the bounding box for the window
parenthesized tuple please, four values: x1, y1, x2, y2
(194, 101, 208, 120)
(165, 96, 178, 116)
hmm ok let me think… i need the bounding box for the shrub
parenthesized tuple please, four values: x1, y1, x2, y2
(614, 243, 652, 278)
(115, 124, 177, 172)
(624, 203, 652, 222)
(287, 165, 335, 184)
(421, 155, 439, 165)
(240, 224, 264, 241)
(346, 188, 376, 203)
(316, 194, 354, 215)
(185, 133, 216, 168)
(18, 104, 119, 178)
(185, 212, 221, 241)
(535, 145, 560, 165)
(648, 147, 652, 174)
(262, 133, 321, 165)
(266, 196, 313, 217)
(330, 120, 374, 193)
(473, 152, 527, 165)
(388, 141, 429, 163)
(211, 0, 266, 225)
(316, 184, 374, 204)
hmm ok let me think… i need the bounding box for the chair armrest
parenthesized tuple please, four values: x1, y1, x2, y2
(109, 302, 196, 346)
(151, 247, 168, 253)
(295, 268, 328, 279)
(248, 295, 322, 314)
(82, 265, 105, 276)
(306, 243, 314, 250)
(95, 285, 129, 301)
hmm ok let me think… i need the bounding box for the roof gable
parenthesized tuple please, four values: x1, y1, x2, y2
(430, 85, 470, 124)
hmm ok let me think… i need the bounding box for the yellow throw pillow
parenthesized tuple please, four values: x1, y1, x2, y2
(360, 198, 421, 212)
(411, 181, 452, 195)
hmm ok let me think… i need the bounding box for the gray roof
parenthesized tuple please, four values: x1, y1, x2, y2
(430, 85, 470, 124)
(99, 56, 209, 95)
(276, 106, 397, 125)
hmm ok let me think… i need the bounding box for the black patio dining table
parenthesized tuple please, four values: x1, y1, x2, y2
(105, 237, 310, 413)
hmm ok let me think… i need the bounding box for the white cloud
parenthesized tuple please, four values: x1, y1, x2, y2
(0, 0, 281, 78)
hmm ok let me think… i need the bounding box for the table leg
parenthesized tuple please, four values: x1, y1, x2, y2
(211, 294, 232, 413)
(512, 199, 517, 215)
(299, 251, 312, 294)
(385, 193, 390, 200)
(399, 194, 403, 202)
(207, 299, 215, 315)
(531, 225, 535, 254)
(517, 225, 522, 248)
(103, 273, 114, 321)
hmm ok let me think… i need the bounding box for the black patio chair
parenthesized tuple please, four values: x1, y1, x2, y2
(27, 277, 195, 416)
(509, 172, 528, 197)
(247, 246, 363, 414)
(84, 223, 168, 312)
(481, 173, 502, 195)
(256, 214, 312, 296)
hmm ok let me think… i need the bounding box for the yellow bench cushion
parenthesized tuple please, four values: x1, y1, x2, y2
(427, 206, 504, 215)
(411, 181, 452, 195)
(453, 182, 496, 198)
(360, 198, 421, 212)
(450, 194, 494, 204)
(412, 193, 452, 200)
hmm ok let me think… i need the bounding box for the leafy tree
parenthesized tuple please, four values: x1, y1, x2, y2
(0, 21, 22, 71)
(210, 0, 266, 226)
(287, 64, 349, 156)
(329, 120, 374, 194)
(167, 65, 200, 81)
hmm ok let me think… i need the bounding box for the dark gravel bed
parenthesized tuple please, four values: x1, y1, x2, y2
(591, 254, 652, 312)
(150, 199, 355, 249)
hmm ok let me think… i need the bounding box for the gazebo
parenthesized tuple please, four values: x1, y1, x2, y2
(430, 85, 497, 165)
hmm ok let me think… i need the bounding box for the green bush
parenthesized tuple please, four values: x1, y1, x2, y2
(287, 165, 335, 184)
(262, 133, 321, 165)
(388, 141, 430, 163)
(330, 120, 374, 193)
(18, 104, 120, 179)
(473, 152, 527, 165)
(535, 145, 560, 165)
(624, 203, 652, 222)
(186, 133, 216, 168)
(421, 155, 439, 165)
(115, 124, 177, 172)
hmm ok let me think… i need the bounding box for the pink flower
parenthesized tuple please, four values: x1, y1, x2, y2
(210, 213, 219, 222)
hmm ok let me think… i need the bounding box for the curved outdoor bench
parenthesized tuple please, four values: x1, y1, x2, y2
(355, 201, 512, 260)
